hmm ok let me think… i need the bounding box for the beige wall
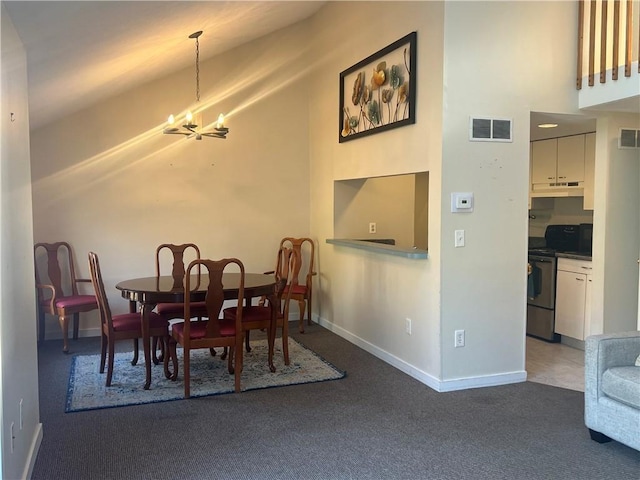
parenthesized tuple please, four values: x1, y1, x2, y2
(334, 174, 417, 248)
(308, 1, 445, 383)
(30, 21, 313, 337)
(1, 5, 42, 477)
(592, 113, 640, 334)
(440, 1, 584, 383)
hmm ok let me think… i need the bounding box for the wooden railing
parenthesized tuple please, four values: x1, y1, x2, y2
(577, 0, 640, 89)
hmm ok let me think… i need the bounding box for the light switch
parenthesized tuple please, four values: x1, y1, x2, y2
(455, 230, 465, 247)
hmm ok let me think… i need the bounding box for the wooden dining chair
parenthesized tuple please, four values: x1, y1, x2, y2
(167, 258, 245, 398)
(34, 242, 99, 353)
(279, 237, 316, 333)
(88, 252, 172, 387)
(223, 246, 299, 369)
(154, 243, 207, 321)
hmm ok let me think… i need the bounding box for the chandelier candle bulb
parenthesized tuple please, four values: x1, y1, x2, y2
(217, 114, 225, 129)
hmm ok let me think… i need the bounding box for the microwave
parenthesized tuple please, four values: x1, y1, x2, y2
(578, 223, 593, 255)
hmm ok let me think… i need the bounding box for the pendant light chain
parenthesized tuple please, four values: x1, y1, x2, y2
(195, 34, 200, 103)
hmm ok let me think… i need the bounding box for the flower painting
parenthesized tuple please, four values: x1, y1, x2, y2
(339, 32, 416, 143)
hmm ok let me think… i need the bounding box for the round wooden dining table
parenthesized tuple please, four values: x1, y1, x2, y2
(116, 273, 276, 390)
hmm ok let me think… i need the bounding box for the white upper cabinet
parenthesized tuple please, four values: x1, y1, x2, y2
(531, 139, 558, 184)
(556, 135, 585, 183)
(530, 133, 592, 199)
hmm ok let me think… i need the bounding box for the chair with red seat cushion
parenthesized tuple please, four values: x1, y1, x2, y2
(223, 246, 299, 370)
(154, 243, 208, 321)
(34, 242, 99, 353)
(279, 237, 316, 333)
(88, 252, 172, 387)
(168, 258, 245, 398)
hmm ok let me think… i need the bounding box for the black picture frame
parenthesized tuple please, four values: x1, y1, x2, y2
(339, 32, 417, 143)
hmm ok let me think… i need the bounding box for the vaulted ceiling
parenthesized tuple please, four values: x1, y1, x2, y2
(3, 1, 325, 129)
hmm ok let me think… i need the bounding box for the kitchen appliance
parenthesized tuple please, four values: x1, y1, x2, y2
(578, 223, 593, 255)
(527, 225, 581, 342)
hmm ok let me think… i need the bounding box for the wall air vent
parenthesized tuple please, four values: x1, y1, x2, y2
(469, 117, 512, 142)
(618, 128, 640, 149)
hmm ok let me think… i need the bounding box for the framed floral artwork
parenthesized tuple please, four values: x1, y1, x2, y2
(339, 32, 416, 143)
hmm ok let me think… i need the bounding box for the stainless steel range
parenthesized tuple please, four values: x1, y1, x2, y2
(527, 225, 580, 342)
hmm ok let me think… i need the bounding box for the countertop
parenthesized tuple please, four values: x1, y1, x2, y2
(556, 252, 592, 261)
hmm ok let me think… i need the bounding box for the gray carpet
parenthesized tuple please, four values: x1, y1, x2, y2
(33, 325, 639, 479)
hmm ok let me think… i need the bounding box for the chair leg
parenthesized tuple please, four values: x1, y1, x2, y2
(184, 348, 191, 399)
(151, 337, 164, 364)
(164, 337, 178, 380)
(99, 333, 107, 373)
(234, 340, 243, 393)
(106, 340, 115, 387)
(221, 347, 228, 360)
(589, 429, 612, 443)
(131, 338, 139, 366)
(228, 347, 235, 374)
(298, 299, 306, 333)
(282, 317, 290, 366)
(306, 293, 312, 326)
(151, 337, 160, 366)
(59, 315, 70, 353)
(37, 309, 45, 343)
(245, 330, 252, 352)
(72, 313, 80, 340)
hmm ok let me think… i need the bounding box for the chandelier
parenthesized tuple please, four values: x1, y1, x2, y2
(163, 31, 229, 140)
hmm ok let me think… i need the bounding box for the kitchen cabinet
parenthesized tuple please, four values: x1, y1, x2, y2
(531, 139, 558, 184)
(530, 134, 590, 198)
(583, 132, 596, 210)
(556, 135, 585, 183)
(555, 257, 595, 340)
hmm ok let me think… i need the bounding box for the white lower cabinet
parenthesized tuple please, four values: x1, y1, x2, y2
(555, 258, 593, 340)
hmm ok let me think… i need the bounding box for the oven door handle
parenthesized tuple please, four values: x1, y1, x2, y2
(529, 257, 553, 263)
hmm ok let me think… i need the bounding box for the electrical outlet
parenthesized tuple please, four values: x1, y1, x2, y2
(405, 318, 412, 335)
(369, 222, 377, 234)
(19, 399, 23, 430)
(454, 329, 465, 347)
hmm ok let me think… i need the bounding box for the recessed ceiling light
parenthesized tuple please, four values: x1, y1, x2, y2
(538, 123, 558, 129)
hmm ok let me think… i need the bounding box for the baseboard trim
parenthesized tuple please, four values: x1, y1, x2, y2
(313, 314, 526, 392)
(24, 422, 42, 480)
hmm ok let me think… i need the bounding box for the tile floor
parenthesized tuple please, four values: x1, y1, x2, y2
(526, 336, 585, 392)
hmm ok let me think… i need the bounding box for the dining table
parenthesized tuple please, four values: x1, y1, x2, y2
(115, 272, 277, 390)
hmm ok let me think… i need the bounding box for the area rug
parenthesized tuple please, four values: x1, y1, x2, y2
(65, 338, 345, 412)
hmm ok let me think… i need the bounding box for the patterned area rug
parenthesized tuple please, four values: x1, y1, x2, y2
(66, 338, 344, 412)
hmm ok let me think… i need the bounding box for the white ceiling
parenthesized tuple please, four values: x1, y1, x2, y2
(3, 1, 637, 137)
(3, 1, 326, 129)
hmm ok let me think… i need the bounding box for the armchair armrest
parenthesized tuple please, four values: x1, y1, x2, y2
(585, 331, 640, 402)
(36, 283, 57, 310)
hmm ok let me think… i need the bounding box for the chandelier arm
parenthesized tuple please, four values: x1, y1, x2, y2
(201, 132, 228, 139)
(163, 131, 192, 136)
